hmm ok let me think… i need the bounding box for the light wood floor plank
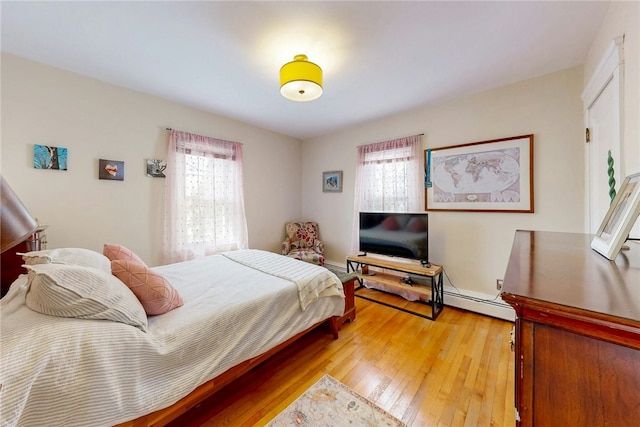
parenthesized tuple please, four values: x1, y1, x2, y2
(168, 295, 516, 427)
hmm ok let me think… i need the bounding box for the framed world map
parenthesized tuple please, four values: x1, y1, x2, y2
(424, 134, 534, 212)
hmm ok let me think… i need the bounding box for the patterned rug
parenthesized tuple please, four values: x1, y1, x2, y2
(266, 374, 406, 427)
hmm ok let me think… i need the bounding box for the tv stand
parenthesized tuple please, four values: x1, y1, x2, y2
(346, 255, 444, 320)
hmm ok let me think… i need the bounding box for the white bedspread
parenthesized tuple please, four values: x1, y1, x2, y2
(0, 250, 344, 427)
(222, 249, 343, 310)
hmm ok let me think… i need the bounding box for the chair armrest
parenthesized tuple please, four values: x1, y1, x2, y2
(282, 240, 291, 254)
(313, 240, 324, 254)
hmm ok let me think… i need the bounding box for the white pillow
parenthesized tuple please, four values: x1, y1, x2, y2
(24, 263, 148, 332)
(20, 248, 111, 273)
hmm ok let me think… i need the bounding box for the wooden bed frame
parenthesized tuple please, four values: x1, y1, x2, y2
(114, 316, 340, 427)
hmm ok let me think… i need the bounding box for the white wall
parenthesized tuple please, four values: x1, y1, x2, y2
(303, 66, 586, 309)
(0, 54, 303, 266)
(3, 3, 636, 319)
(301, 3, 640, 319)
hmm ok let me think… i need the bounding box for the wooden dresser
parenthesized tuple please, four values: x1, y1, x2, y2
(1, 225, 47, 297)
(501, 230, 640, 426)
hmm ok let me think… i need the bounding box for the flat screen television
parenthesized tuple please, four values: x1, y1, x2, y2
(358, 212, 429, 264)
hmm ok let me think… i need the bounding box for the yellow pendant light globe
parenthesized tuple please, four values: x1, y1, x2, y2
(280, 54, 323, 102)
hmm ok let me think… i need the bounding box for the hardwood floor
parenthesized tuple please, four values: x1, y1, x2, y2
(168, 291, 516, 426)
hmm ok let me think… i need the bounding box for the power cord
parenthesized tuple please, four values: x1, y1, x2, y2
(441, 267, 505, 305)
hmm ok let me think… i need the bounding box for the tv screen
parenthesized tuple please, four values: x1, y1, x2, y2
(358, 212, 429, 263)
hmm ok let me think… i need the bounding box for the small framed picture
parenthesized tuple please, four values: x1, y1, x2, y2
(34, 144, 68, 170)
(591, 171, 640, 260)
(323, 171, 343, 193)
(99, 159, 125, 181)
(146, 159, 166, 178)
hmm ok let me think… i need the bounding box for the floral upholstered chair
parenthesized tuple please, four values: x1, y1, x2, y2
(281, 221, 325, 266)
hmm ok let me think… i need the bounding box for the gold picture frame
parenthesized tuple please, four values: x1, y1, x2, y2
(425, 134, 534, 212)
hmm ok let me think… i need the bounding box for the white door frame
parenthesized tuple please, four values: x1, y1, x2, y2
(581, 36, 625, 233)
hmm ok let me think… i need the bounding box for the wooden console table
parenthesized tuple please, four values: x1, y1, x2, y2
(501, 230, 640, 426)
(346, 255, 444, 320)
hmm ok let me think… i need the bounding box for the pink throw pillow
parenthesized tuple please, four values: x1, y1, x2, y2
(104, 244, 146, 266)
(111, 260, 183, 315)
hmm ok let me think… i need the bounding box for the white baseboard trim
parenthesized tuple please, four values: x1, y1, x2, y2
(325, 260, 348, 270)
(325, 260, 515, 322)
(443, 286, 515, 322)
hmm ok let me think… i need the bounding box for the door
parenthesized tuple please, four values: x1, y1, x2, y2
(586, 77, 620, 233)
(583, 38, 624, 233)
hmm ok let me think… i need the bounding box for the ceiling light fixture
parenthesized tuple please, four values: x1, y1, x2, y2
(280, 54, 323, 102)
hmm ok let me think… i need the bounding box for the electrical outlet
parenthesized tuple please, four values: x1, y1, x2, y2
(496, 279, 504, 290)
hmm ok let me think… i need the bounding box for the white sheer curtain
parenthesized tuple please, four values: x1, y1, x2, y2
(351, 135, 424, 253)
(163, 130, 248, 264)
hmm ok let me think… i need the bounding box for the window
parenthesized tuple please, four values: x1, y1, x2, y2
(164, 130, 248, 263)
(351, 135, 423, 252)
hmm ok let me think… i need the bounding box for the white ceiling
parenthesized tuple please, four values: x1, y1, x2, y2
(1, 1, 610, 140)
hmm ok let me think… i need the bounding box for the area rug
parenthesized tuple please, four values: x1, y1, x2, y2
(266, 374, 406, 427)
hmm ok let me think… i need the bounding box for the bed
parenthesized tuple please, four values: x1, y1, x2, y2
(0, 248, 345, 427)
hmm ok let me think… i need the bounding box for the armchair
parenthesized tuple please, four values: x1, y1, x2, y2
(281, 221, 325, 266)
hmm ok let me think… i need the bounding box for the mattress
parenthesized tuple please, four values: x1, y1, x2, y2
(0, 249, 344, 427)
